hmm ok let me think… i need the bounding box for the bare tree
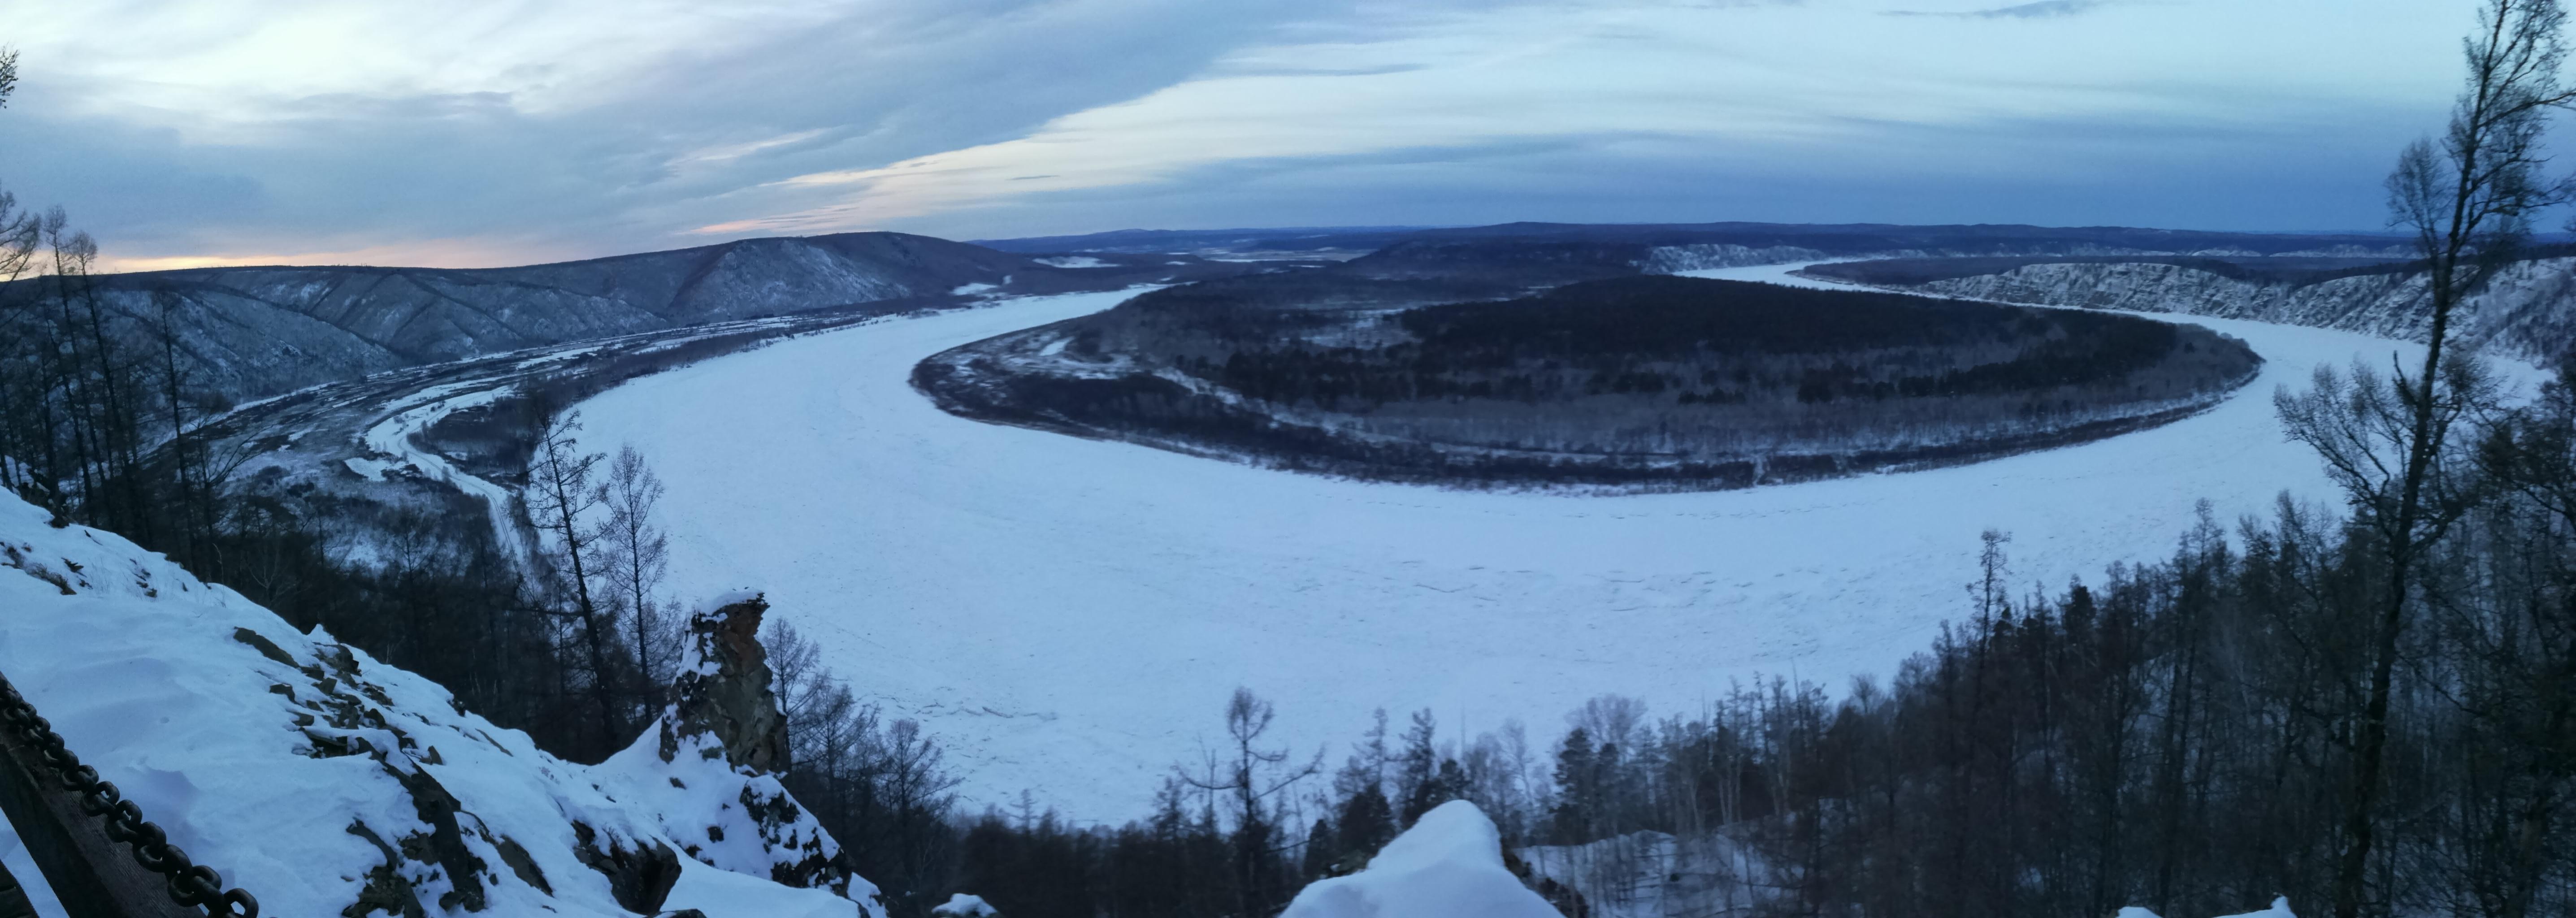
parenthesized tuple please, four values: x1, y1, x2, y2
(2288, 3, 2576, 915)
(525, 411, 623, 743)
(0, 47, 17, 108)
(0, 182, 39, 499)
(1182, 688, 1323, 916)
(600, 444, 674, 704)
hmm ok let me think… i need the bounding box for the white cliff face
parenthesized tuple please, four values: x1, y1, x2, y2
(0, 490, 880, 918)
(1903, 258, 2576, 364)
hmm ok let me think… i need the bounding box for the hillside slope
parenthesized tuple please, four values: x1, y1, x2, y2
(28, 232, 1195, 404)
(0, 490, 880, 918)
(1819, 257, 2576, 364)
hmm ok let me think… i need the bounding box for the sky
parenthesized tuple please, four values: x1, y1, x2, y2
(0, 0, 2485, 271)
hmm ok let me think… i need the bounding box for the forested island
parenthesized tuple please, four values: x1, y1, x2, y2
(915, 275, 2261, 489)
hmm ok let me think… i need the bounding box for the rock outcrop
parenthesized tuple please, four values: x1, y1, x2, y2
(606, 591, 853, 897)
(657, 592, 789, 775)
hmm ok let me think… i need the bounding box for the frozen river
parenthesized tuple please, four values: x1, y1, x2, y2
(575, 263, 2521, 818)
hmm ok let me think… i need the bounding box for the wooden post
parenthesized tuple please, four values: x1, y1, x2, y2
(0, 719, 198, 918)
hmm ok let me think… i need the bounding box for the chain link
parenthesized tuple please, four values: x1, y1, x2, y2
(0, 675, 257, 918)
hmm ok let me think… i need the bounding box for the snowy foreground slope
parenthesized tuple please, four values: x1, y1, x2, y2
(0, 493, 880, 917)
(573, 267, 2546, 820)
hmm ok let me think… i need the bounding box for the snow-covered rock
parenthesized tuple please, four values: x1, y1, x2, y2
(598, 592, 849, 892)
(2220, 898, 2298, 918)
(931, 892, 1002, 916)
(0, 489, 881, 918)
(1282, 801, 1561, 918)
(2117, 897, 2297, 918)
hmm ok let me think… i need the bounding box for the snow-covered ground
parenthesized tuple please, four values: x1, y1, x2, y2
(572, 265, 2545, 820)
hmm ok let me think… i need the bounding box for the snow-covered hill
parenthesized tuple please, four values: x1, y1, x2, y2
(1874, 257, 2576, 363)
(1283, 801, 1560, 918)
(30, 232, 1199, 407)
(567, 268, 2547, 820)
(0, 491, 881, 917)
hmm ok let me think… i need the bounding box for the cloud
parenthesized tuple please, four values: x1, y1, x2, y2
(0, 0, 2476, 267)
(4, 0, 1418, 262)
(1886, 1, 2114, 18)
(699, 0, 2455, 241)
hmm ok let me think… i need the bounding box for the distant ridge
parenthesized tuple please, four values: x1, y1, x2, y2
(974, 220, 2418, 260)
(21, 220, 2444, 405)
(19, 232, 1158, 403)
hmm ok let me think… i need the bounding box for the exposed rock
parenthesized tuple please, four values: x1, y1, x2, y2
(571, 822, 683, 914)
(657, 593, 788, 774)
(612, 591, 864, 902)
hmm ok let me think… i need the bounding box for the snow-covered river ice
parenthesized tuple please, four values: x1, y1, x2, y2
(575, 263, 2541, 819)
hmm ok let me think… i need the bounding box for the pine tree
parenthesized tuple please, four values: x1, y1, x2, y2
(1548, 727, 1596, 844)
(1396, 708, 1443, 826)
(1332, 783, 1396, 870)
(1301, 817, 1337, 879)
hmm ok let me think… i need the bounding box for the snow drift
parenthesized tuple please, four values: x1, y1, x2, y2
(0, 490, 880, 918)
(1282, 801, 1561, 918)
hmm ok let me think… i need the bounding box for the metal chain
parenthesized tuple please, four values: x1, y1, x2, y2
(0, 675, 258, 918)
